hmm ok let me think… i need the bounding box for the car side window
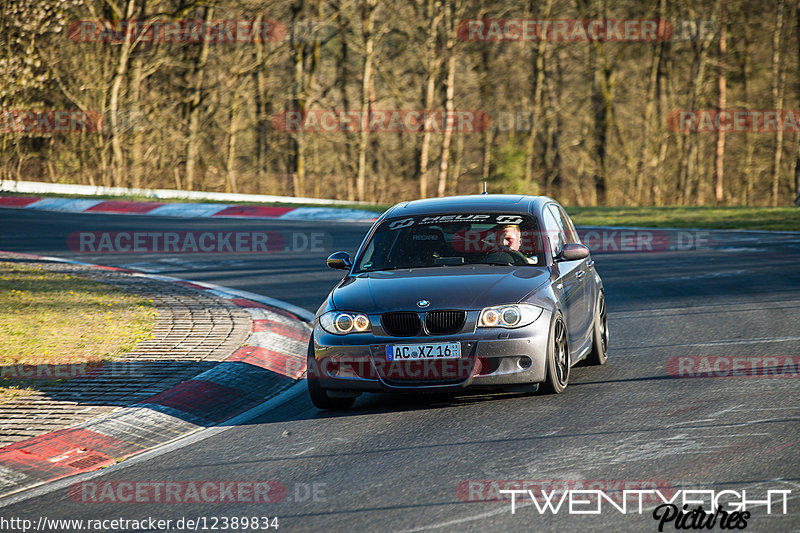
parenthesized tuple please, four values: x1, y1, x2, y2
(552, 205, 580, 244)
(542, 206, 567, 258)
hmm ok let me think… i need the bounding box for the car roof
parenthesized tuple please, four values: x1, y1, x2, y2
(383, 194, 554, 218)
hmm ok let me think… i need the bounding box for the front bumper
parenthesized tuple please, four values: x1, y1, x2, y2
(309, 309, 553, 392)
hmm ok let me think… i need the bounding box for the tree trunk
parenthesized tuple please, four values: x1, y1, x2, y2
(452, 132, 464, 194)
(356, 0, 376, 202)
(795, 0, 800, 206)
(544, 53, 564, 199)
(253, 14, 270, 185)
(418, 0, 440, 198)
(792, 133, 800, 206)
(653, 14, 672, 207)
(739, 22, 755, 204)
(524, 0, 552, 186)
(226, 93, 239, 194)
(589, 44, 613, 205)
(771, 0, 785, 206)
(130, 57, 144, 189)
(108, 0, 137, 187)
(640, 0, 667, 205)
(714, 0, 727, 204)
(185, 5, 214, 191)
(679, 25, 711, 205)
(290, 1, 306, 198)
(437, 0, 456, 197)
(334, 0, 356, 200)
(583, 0, 614, 205)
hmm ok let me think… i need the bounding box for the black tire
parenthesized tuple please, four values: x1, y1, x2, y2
(584, 292, 608, 366)
(539, 313, 570, 394)
(307, 337, 356, 410)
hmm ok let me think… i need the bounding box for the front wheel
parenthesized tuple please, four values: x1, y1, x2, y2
(584, 292, 608, 366)
(307, 338, 356, 410)
(539, 314, 569, 394)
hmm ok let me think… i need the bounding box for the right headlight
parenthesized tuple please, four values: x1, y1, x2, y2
(319, 311, 371, 335)
(478, 303, 543, 328)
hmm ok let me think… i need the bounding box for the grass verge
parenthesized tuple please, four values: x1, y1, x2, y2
(0, 261, 157, 403)
(566, 206, 800, 232)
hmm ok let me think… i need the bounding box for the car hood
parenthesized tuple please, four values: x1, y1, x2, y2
(332, 267, 550, 312)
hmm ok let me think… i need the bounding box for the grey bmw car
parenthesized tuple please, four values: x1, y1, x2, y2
(308, 194, 608, 409)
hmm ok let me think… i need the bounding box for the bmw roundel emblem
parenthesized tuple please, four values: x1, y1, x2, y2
(417, 300, 430, 308)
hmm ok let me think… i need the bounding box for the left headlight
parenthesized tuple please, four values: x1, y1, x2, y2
(478, 303, 543, 328)
(319, 311, 372, 335)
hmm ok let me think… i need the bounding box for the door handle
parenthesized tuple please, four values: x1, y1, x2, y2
(576, 271, 586, 279)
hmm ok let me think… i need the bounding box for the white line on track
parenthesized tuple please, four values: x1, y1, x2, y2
(707, 404, 744, 418)
(395, 502, 520, 533)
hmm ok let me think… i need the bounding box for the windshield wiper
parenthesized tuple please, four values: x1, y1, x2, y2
(361, 266, 407, 272)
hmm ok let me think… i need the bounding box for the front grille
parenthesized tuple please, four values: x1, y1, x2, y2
(381, 312, 421, 336)
(424, 310, 467, 335)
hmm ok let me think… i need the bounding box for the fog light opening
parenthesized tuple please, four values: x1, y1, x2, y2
(518, 356, 532, 369)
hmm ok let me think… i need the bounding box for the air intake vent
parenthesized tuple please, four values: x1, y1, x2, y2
(424, 311, 466, 335)
(381, 312, 421, 336)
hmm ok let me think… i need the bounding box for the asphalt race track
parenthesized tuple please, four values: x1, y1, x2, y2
(1, 207, 799, 532)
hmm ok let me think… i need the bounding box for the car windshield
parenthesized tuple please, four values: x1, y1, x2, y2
(355, 213, 544, 272)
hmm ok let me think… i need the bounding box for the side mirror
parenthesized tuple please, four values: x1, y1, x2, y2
(556, 243, 590, 262)
(326, 251, 353, 270)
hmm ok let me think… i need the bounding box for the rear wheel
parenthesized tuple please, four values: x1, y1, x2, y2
(539, 314, 569, 394)
(585, 292, 608, 366)
(307, 338, 356, 410)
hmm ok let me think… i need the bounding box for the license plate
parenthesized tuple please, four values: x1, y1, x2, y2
(386, 343, 461, 361)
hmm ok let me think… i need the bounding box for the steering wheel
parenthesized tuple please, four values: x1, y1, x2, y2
(482, 249, 529, 265)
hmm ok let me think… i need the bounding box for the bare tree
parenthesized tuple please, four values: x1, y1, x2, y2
(714, 0, 727, 204)
(436, 0, 460, 197)
(733, 9, 755, 205)
(415, 0, 442, 198)
(185, 5, 214, 191)
(524, 0, 552, 188)
(355, 0, 377, 201)
(771, 0, 786, 206)
(678, 2, 714, 205)
(794, 0, 800, 206)
(252, 13, 272, 185)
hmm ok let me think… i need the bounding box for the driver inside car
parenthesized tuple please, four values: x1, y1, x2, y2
(490, 224, 539, 265)
(499, 224, 521, 251)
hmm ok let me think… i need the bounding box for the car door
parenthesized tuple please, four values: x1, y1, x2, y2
(551, 204, 595, 343)
(541, 205, 584, 347)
